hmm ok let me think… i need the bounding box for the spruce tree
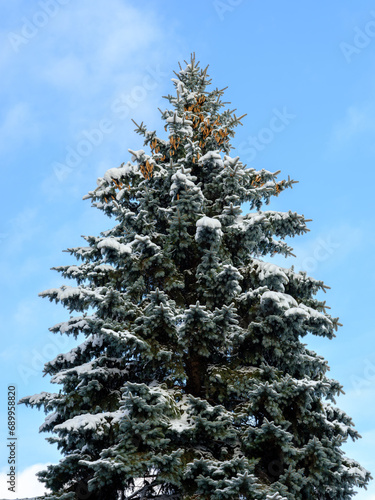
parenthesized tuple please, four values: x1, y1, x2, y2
(21, 54, 371, 499)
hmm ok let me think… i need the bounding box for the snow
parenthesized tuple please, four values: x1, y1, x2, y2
(258, 290, 331, 328)
(128, 148, 145, 162)
(196, 216, 222, 229)
(285, 303, 331, 324)
(83, 163, 135, 199)
(257, 262, 288, 284)
(171, 78, 186, 95)
(171, 171, 195, 187)
(293, 378, 329, 390)
(48, 334, 103, 367)
(168, 395, 193, 433)
(223, 155, 241, 167)
(95, 264, 115, 272)
(39, 411, 59, 432)
(262, 180, 277, 189)
(169, 413, 191, 433)
(239, 210, 301, 228)
(235, 212, 266, 229)
(97, 238, 132, 255)
(342, 458, 370, 480)
(166, 111, 192, 126)
(53, 410, 125, 434)
(251, 259, 289, 292)
(195, 216, 223, 242)
(59, 287, 81, 300)
(101, 327, 147, 350)
(260, 291, 297, 310)
(266, 494, 288, 500)
(284, 307, 310, 320)
(170, 170, 196, 197)
(183, 90, 198, 103)
(259, 291, 331, 329)
(41, 286, 81, 301)
(21, 392, 58, 406)
(51, 360, 125, 384)
(65, 265, 80, 274)
(50, 360, 96, 383)
(65, 245, 95, 259)
(179, 62, 194, 74)
(51, 316, 91, 335)
(41, 286, 109, 307)
(103, 163, 133, 183)
(198, 150, 223, 165)
(52, 348, 78, 365)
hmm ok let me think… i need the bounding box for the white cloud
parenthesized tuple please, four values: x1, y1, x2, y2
(35, 0, 173, 100)
(0, 103, 38, 152)
(1, 0, 179, 165)
(330, 104, 375, 149)
(19, 0, 182, 199)
(340, 384, 375, 420)
(271, 223, 363, 277)
(2, 208, 41, 258)
(0, 345, 20, 362)
(0, 463, 50, 498)
(13, 297, 41, 329)
(41, 54, 87, 90)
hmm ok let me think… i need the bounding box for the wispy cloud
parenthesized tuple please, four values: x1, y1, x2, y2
(341, 383, 375, 416)
(329, 104, 375, 149)
(41, 54, 87, 90)
(1, 0, 182, 200)
(12, 297, 41, 329)
(35, 1, 165, 95)
(272, 223, 363, 277)
(1, 208, 41, 259)
(0, 102, 38, 153)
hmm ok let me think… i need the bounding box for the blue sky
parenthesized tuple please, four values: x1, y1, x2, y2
(1, 1, 375, 497)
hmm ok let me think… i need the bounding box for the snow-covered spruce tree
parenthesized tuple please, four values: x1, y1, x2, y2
(21, 55, 371, 499)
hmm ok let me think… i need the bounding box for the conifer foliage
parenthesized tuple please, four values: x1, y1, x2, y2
(21, 55, 371, 499)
